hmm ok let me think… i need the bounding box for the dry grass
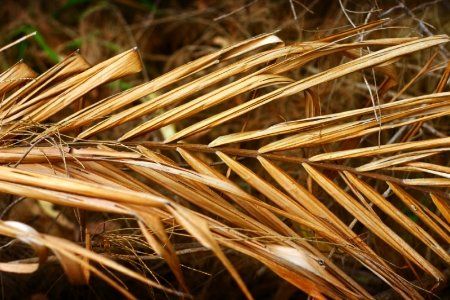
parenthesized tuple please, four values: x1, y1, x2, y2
(0, 1, 449, 299)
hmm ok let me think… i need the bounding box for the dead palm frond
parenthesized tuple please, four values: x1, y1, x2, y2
(0, 19, 448, 299)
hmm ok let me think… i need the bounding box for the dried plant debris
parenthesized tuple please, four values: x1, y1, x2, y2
(0, 3, 449, 299)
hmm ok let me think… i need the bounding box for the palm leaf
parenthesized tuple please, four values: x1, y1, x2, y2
(0, 19, 448, 299)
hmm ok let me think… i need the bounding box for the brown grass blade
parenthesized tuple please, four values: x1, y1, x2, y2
(388, 182, 450, 243)
(259, 103, 450, 152)
(0, 166, 168, 207)
(118, 74, 293, 141)
(0, 221, 187, 299)
(117, 39, 405, 141)
(256, 156, 427, 298)
(344, 171, 449, 263)
(0, 32, 36, 53)
(302, 163, 445, 282)
(176, 148, 334, 238)
(165, 36, 448, 143)
(392, 162, 450, 179)
(10, 53, 90, 109)
(355, 149, 449, 172)
(167, 204, 254, 300)
(71, 33, 283, 139)
(309, 136, 450, 162)
(0, 52, 89, 116)
(134, 148, 261, 229)
(27, 48, 142, 125)
(176, 149, 366, 297)
(403, 178, 450, 187)
(216, 152, 319, 227)
(137, 214, 189, 293)
(316, 19, 387, 43)
(0, 180, 129, 214)
(0, 61, 37, 94)
(430, 194, 450, 224)
(216, 152, 381, 298)
(210, 93, 450, 147)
